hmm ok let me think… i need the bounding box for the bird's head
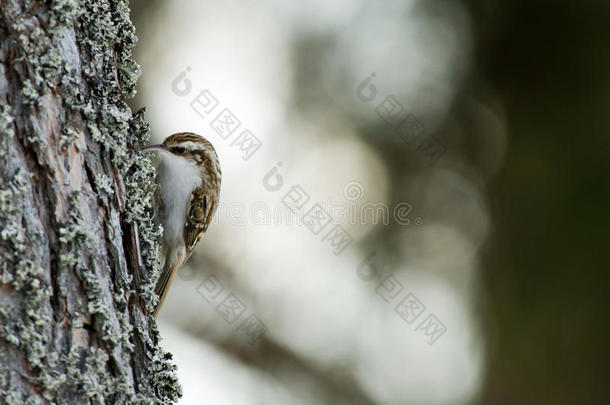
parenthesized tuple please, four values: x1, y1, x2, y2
(144, 132, 221, 190)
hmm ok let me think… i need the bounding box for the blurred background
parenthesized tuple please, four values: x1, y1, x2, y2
(128, 0, 610, 404)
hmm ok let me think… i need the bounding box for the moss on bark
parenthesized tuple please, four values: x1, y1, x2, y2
(0, 0, 181, 403)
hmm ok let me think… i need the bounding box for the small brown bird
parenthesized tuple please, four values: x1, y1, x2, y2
(144, 132, 221, 317)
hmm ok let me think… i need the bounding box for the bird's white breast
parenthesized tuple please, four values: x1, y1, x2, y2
(155, 152, 202, 248)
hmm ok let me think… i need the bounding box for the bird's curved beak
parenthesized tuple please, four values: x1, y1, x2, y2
(142, 144, 167, 153)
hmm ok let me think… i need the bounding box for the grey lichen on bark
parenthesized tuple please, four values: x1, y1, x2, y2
(0, 0, 181, 403)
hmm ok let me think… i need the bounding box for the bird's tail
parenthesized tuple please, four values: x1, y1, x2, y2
(153, 249, 185, 318)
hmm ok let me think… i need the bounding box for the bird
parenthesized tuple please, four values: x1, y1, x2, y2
(143, 132, 221, 318)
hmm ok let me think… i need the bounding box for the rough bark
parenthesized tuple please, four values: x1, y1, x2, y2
(0, 0, 181, 403)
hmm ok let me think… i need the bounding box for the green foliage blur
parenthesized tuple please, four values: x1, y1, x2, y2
(466, 0, 610, 403)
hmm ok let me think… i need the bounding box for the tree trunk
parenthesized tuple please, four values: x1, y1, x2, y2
(0, 0, 181, 403)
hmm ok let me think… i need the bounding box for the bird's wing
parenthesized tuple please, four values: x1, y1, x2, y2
(183, 186, 215, 258)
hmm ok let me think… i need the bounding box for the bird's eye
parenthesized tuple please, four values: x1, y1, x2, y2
(173, 146, 186, 154)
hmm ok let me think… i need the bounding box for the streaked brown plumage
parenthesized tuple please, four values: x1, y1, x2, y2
(144, 132, 221, 317)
